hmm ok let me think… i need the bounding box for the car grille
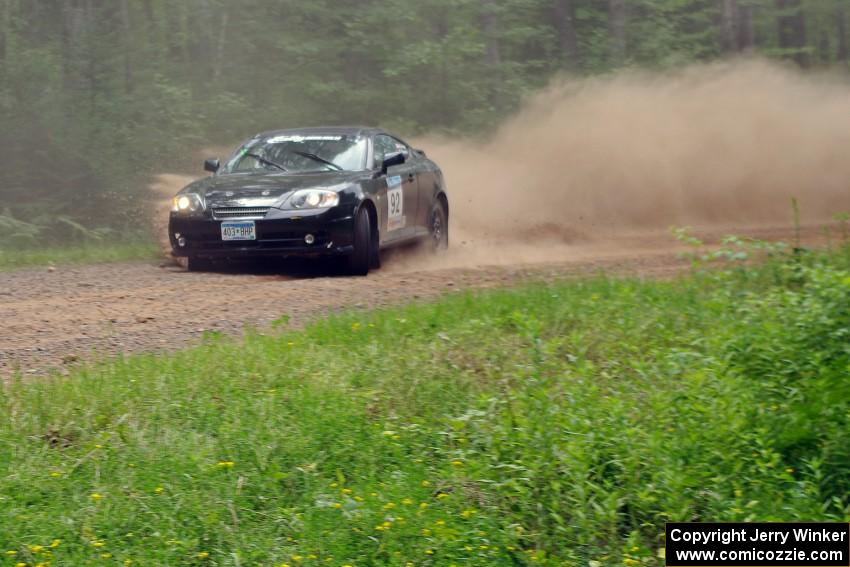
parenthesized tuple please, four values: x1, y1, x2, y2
(212, 206, 271, 220)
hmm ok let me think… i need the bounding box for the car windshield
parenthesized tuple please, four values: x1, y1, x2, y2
(223, 134, 367, 174)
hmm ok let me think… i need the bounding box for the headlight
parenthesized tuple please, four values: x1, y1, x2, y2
(284, 189, 340, 210)
(171, 193, 204, 213)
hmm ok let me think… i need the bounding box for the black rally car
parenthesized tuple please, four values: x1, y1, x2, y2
(169, 127, 449, 275)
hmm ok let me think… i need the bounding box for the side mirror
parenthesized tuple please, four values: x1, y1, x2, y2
(414, 148, 427, 157)
(204, 158, 220, 173)
(381, 152, 406, 174)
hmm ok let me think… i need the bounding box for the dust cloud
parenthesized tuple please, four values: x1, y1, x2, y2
(403, 58, 850, 269)
(152, 59, 850, 271)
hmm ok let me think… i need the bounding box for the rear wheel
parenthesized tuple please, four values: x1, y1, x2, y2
(347, 207, 372, 276)
(429, 201, 448, 252)
(186, 256, 214, 272)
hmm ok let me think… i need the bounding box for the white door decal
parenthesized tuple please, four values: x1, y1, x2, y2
(387, 175, 405, 231)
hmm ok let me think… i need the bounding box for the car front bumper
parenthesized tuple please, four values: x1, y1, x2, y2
(169, 207, 355, 259)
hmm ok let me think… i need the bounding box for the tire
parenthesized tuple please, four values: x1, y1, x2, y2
(429, 201, 449, 252)
(347, 207, 372, 276)
(186, 256, 214, 272)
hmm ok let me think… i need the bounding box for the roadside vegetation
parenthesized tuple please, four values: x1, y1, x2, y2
(2, 241, 849, 566)
(0, 241, 158, 271)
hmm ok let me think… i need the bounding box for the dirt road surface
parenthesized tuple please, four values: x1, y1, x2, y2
(0, 225, 830, 376)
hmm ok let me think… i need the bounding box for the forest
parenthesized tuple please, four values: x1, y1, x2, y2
(0, 0, 848, 245)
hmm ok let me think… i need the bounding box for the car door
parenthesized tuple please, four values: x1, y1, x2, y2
(374, 134, 419, 242)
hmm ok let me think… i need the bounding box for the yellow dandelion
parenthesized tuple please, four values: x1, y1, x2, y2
(28, 545, 44, 553)
(50, 471, 62, 478)
(90, 492, 104, 501)
(92, 541, 105, 548)
(101, 552, 113, 559)
(308, 555, 318, 560)
(382, 430, 396, 436)
(351, 322, 360, 331)
(197, 551, 210, 559)
(451, 460, 463, 467)
(421, 480, 431, 487)
(124, 560, 133, 566)
(383, 502, 396, 510)
(154, 486, 164, 494)
(330, 482, 338, 488)
(291, 555, 303, 562)
(461, 509, 473, 519)
(401, 497, 413, 505)
(5, 550, 17, 556)
(436, 493, 448, 500)
(434, 519, 445, 526)
(425, 549, 434, 555)
(354, 495, 364, 502)
(49, 540, 61, 548)
(15, 563, 26, 567)
(333, 502, 342, 509)
(341, 488, 352, 495)
(419, 502, 428, 509)
(216, 461, 235, 469)
(421, 528, 432, 536)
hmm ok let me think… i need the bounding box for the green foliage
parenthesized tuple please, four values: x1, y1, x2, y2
(2, 247, 849, 564)
(0, 241, 158, 271)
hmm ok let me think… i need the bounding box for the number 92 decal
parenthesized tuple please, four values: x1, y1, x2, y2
(387, 176, 405, 231)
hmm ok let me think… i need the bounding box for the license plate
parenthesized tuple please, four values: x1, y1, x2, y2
(221, 221, 256, 241)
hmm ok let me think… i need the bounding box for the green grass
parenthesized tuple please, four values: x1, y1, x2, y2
(0, 241, 159, 271)
(2, 246, 850, 566)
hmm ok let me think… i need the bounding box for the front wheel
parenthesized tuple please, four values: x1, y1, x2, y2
(429, 201, 448, 252)
(347, 207, 372, 276)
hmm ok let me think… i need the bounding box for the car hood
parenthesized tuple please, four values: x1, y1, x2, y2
(181, 171, 366, 208)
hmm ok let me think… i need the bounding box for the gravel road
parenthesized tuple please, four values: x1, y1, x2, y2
(0, 225, 824, 376)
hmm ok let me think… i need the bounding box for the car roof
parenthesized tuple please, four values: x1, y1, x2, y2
(255, 126, 383, 138)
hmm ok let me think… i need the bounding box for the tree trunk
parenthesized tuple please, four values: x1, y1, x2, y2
(554, 0, 579, 70)
(738, 0, 755, 50)
(0, 0, 8, 65)
(775, 0, 808, 67)
(120, 0, 133, 94)
(608, 0, 626, 64)
(213, 9, 229, 81)
(838, 3, 848, 63)
(720, 0, 739, 52)
(481, 1, 501, 66)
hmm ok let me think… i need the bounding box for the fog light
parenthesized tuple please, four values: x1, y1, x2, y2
(304, 234, 315, 245)
(177, 237, 186, 247)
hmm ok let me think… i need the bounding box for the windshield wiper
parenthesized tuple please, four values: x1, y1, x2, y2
(244, 152, 288, 172)
(291, 150, 343, 171)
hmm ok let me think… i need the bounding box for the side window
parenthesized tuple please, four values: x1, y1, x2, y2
(391, 137, 410, 159)
(373, 135, 397, 167)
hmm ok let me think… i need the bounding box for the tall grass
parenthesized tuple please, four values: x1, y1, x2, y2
(0, 241, 158, 271)
(1, 245, 849, 566)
